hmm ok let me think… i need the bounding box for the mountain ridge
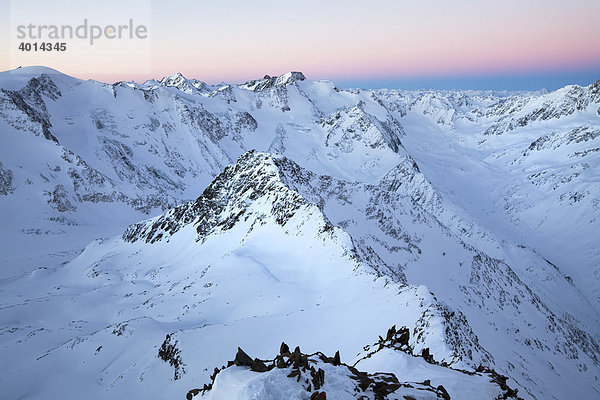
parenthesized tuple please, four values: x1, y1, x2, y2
(0, 66, 599, 399)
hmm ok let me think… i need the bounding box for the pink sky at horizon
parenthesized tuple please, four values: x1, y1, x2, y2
(1, 0, 599, 85)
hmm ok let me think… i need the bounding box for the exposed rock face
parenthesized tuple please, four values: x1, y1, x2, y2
(0, 161, 14, 195)
(158, 334, 185, 380)
(0, 74, 61, 142)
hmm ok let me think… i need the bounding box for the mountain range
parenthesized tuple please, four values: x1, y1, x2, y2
(0, 66, 599, 399)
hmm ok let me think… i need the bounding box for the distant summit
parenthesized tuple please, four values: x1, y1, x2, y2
(159, 72, 210, 94)
(239, 71, 307, 91)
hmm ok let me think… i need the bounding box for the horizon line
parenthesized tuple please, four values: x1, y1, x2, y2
(3, 64, 599, 92)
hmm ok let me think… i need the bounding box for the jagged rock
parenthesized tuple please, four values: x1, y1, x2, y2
(437, 385, 451, 400)
(333, 350, 341, 366)
(233, 347, 254, 367)
(422, 348, 435, 364)
(310, 367, 325, 390)
(186, 388, 200, 400)
(250, 358, 269, 373)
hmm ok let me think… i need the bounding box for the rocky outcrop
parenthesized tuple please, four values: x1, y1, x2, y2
(189, 344, 460, 400)
(189, 338, 522, 400)
(158, 334, 185, 380)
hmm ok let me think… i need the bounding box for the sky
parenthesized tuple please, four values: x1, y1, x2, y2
(1, 0, 599, 90)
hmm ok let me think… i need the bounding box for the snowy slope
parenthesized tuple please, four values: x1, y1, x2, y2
(1, 66, 599, 399)
(0, 66, 403, 278)
(0, 151, 494, 399)
(376, 84, 600, 308)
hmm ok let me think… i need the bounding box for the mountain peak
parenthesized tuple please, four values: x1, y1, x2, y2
(276, 71, 306, 84)
(4, 65, 65, 76)
(239, 71, 307, 91)
(160, 72, 187, 86)
(122, 151, 306, 244)
(159, 72, 210, 93)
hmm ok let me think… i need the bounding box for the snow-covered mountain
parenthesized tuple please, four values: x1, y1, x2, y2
(0, 66, 599, 399)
